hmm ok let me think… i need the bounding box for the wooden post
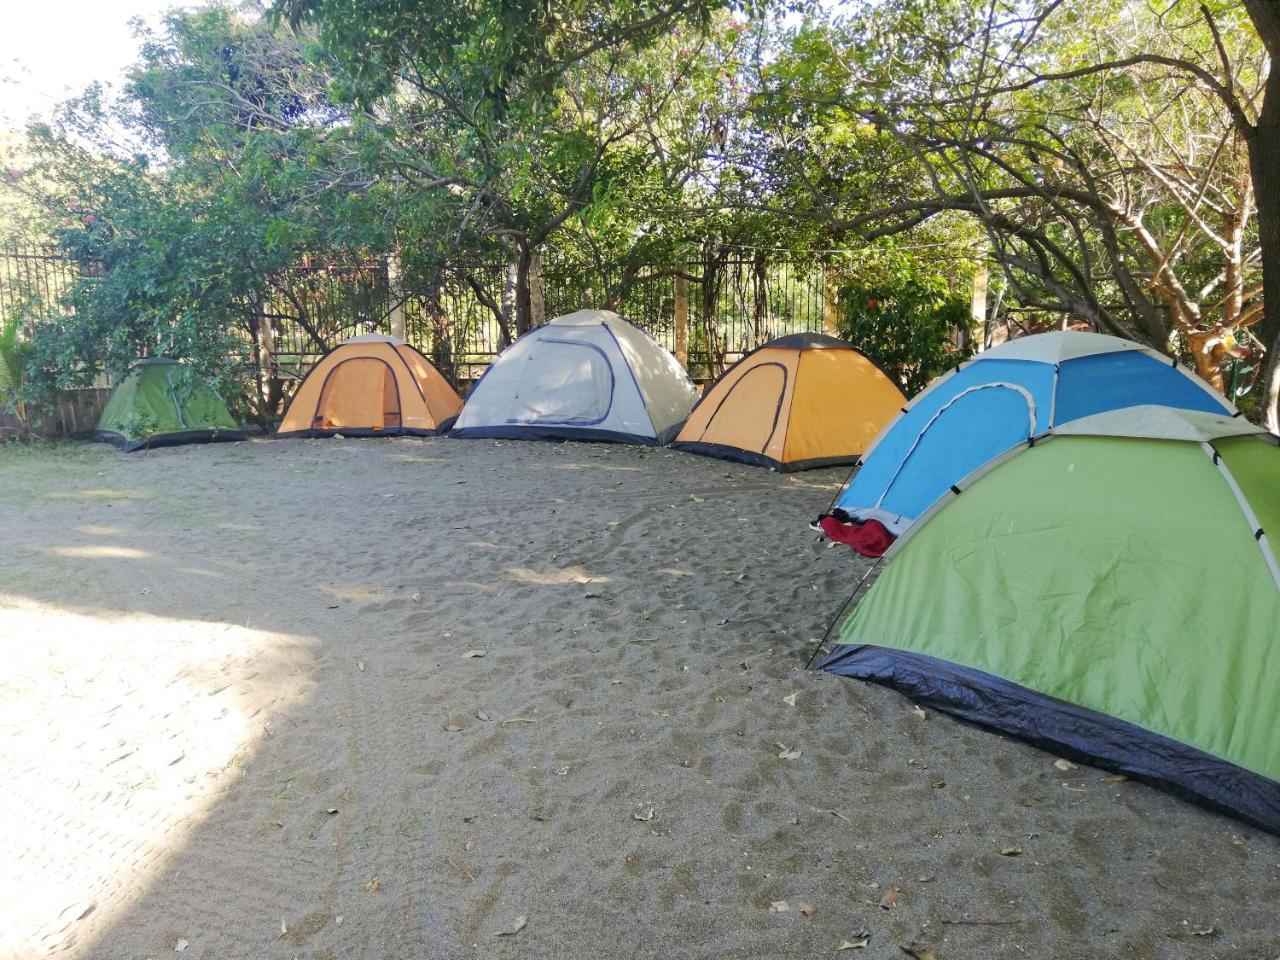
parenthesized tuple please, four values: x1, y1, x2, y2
(254, 299, 278, 419)
(387, 253, 407, 341)
(529, 250, 546, 327)
(822, 262, 840, 334)
(674, 266, 689, 370)
(970, 263, 988, 352)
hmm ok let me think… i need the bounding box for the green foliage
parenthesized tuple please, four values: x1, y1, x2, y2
(275, 0, 732, 114)
(0, 313, 30, 396)
(2, 0, 1033, 412)
(273, 0, 754, 334)
(838, 277, 973, 395)
(746, 0, 1265, 381)
(0, 309, 35, 436)
(13, 8, 390, 420)
(0, 133, 50, 239)
(120, 407, 161, 448)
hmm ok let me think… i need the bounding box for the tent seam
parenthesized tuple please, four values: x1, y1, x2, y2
(1203, 441, 1280, 591)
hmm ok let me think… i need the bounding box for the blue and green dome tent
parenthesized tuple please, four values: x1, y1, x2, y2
(827, 332, 1234, 537)
(819, 406, 1280, 831)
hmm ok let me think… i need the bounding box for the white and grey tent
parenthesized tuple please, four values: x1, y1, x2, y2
(451, 309, 698, 445)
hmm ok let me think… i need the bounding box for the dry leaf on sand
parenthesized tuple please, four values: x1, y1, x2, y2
(495, 915, 527, 937)
(632, 805, 655, 822)
(443, 719, 464, 732)
(463, 650, 487, 658)
(775, 742, 802, 761)
(1053, 758, 1078, 771)
(768, 900, 790, 913)
(1000, 846, 1023, 856)
(838, 938, 868, 950)
(174, 939, 189, 953)
(879, 889, 902, 909)
(783, 693, 798, 707)
(799, 901, 815, 918)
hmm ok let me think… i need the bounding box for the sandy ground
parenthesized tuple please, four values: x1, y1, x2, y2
(0, 436, 1278, 960)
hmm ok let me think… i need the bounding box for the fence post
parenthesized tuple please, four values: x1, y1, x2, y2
(388, 253, 407, 341)
(970, 262, 989, 352)
(674, 266, 689, 370)
(822, 261, 840, 334)
(253, 299, 277, 418)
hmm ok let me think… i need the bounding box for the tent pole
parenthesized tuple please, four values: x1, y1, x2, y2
(804, 556, 884, 670)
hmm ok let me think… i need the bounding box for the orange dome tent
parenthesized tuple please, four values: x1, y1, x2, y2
(672, 333, 905, 471)
(277, 333, 462, 438)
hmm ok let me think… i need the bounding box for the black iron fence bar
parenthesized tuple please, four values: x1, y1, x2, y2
(0, 244, 836, 386)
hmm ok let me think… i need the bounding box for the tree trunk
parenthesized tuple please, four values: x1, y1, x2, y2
(528, 250, 546, 328)
(512, 243, 538, 335)
(970, 263, 988, 338)
(1260, 349, 1280, 431)
(674, 266, 689, 371)
(249, 298, 283, 427)
(822, 262, 840, 335)
(752, 251, 769, 344)
(425, 284, 456, 386)
(701, 243, 727, 378)
(1245, 1, 1280, 429)
(501, 253, 520, 346)
(466, 272, 514, 350)
(387, 252, 407, 341)
(1248, 111, 1280, 428)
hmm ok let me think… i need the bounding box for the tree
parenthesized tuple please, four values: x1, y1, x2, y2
(1242, 0, 1280, 426)
(0, 133, 50, 239)
(840, 272, 974, 394)
(273, 0, 745, 341)
(0, 310, 34, 436)
(8, 7, 390, 422)
(749, 1, 1277, 421)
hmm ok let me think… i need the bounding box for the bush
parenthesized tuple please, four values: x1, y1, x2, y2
(838, 279, 974, 395)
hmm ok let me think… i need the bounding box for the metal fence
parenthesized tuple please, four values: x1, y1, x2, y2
(1, 242, 834, 392)
(258, 252, 833, 383)
(0, 244, 80, 330)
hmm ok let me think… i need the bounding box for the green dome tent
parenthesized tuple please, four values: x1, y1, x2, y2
(819, 406, 1280, 832)
(95, 358, 247, 452)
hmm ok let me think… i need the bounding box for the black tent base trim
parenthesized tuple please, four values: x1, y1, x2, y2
(671, 440, 783, 470)
(671, 440, 861, 472)
(274, 419, 455, 440)
(819, 643, 1280, 835)
(94, 428, 250, 453)
(783, 454, 865, 471)
(450, 424, 660, 445)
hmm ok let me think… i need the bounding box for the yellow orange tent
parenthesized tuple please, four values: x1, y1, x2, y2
(277, 333, 462, 437)
(672, 333, 905, 471)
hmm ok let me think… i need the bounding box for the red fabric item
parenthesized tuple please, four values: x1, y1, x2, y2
(819, 514, 896, 558)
